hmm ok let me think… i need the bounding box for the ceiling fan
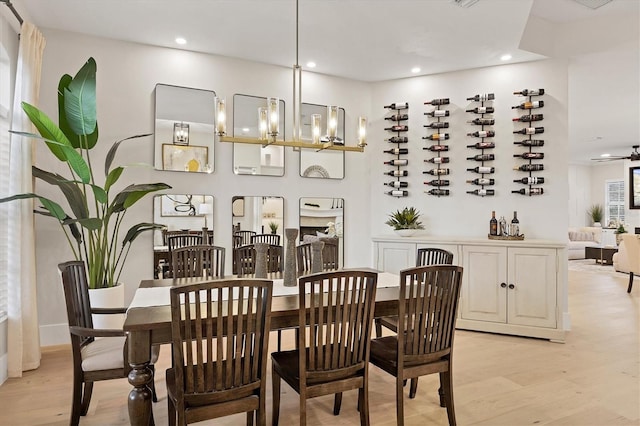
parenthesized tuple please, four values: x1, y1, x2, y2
(591, 145, 640, 162)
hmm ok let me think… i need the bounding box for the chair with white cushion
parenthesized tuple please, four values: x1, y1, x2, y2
(620, 234, 639, 293)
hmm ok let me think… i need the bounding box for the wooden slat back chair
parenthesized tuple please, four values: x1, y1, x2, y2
(267, 244, 284, 273)
(321, 238, 340, 271)
(59, 261, 158, 426)
(167, 234, 204, 278)
(166, 280, 273, 425)
(296, 243, 313, 276)
(235, 244, 256, 276)
(233, 230, 256, 247)
(271, 270, 378, 426)
(171, 245, 226, 278)
(251, 233, 281, 246)
(369, 265, 464, 426)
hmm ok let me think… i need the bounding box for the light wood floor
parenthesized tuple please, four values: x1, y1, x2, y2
(0, 267, 638, 425)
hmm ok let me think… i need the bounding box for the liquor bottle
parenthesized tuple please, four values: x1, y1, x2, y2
(384, 170, 408, 177)
(384, 159, 408, 166)
(385, 113, 409, 121)
(499, 216, 508, 236)
(467, 166, 495, 174)
(422, 133, 449, 141)
(510, 211, 520, 236)
(384, 181, 408, 188)
(424, 168, 450, 176)
(426, 156, 450, 164)
(489, 211, 498, 236)
(513, 176, 545, 184)
(512, 114, 543, 122)
(466, 106, 494, 114)
(427, 189, 450, 196)
(467, 154, 495, 161)
(466, 93, 495, 101)
(387, 136, 408, 143)
(384, 102, 409, 110)
(383, 148, 409, 155)
(467, 141, 496, 149)
(513, 164, 544, 172)
(386, 190, 408, 197)
(468, 118, 495, 126)
(513, 152, 544, 160)
(424, 110, 450, 117)
(513, 127, 544, 135)
(467, 178, 495, 185)
(512, 188, 544, 195)
(424, 179, 450, 186)
(424, 98, 450, 106)
(467, 189, 495, 196)
(514, 139, 544, 147)
(513, 89, 544, 96)
(511, 101, 544, 110)
(424, 122, 449, 129)
(424, 144, 449, 152)
(384, 125, 408, 132)
(467, 130, 495, 138)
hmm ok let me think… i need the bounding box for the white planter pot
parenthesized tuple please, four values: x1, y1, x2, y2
(88, 283, 125, 330)
(394, 229, 418, 237)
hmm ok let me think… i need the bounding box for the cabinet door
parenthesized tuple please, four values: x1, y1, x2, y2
(507, 247, 557, 328)
(376, 242, 416, 274)
(461, 245, 507, 323)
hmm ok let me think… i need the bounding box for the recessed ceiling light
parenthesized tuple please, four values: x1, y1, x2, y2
(500, 54, 512, 61)
(411, 67, 421, 74)
(175, 37, 187, 45)
(601, 153, 611, 157)
(306, 61, 316, 68)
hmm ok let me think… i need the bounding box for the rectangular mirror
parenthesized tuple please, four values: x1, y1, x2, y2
(154, 84, 216, 173)
(299, 197, 344, 268)
(300, 103, 345, 179)
(233, 94, 285, 176)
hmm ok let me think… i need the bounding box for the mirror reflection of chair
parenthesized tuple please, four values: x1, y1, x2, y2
(320, 237, 339, 270)
(251, 233, 281, 246)
(235, 244, 283, 277)
(369, 265, 464, 426)
(296, 243, 313, 276)
(233, 230, 256, 247)
(171, 245, 225, 278)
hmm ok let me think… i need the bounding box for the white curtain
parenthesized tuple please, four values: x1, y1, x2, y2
(5, 22, 46, 377)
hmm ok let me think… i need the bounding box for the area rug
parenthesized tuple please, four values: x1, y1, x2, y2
(568, 259, 629, 278)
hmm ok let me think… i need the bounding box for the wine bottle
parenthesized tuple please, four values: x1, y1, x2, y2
(467, 166, 495, 174)
(466, 93, 495, 101)
(424, 110, 450, 117)
(467, 141, 496, 149)
(512, 114, 543, 122)
(514, 139, 544, 147)
(385, 114, 409, 121)
(510, 211, 520, 236)
(424, 144, 449, 152)
(384, 159, 408, 166)
(511, 101, 544, 110)
(384, 181, 408, 188)
(468, 118, 495, 126)
(422, 133, 449, 141)
(384, 125, 408, 132)
(387, 136, 408, 143)
(466, 154, 495, 161)
(424, 179, 450, 186)
(467, 130, 495, 138)
(384, 102, 409, 110)
(427, 189, 450, 196)
(424, 122, 449, 129)
(490, 211, 498, 236)
(512, 188, 544, 195)
(513, 127, 544, 135)
(513, 152, 544, 160)
(513, 89, 544, 96)
(513, 164, 544, 172)
(424, 168, 450, 176)
(467, 189, 495, 196)
(386, 190, 408, 197)
(513, 176, 545, 184)
(426, 156, 450, 164)
(466, 106, 494, 114)
(424, 98, 450, 106)
(383, 148, 409, 155)
(384, 170, 408, 177)
(467, 178, 495, 185)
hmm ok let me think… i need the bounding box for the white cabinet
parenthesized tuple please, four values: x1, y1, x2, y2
(376, 242, 415, 274)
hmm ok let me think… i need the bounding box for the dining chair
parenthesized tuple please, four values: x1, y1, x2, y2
(171, 245, 225, 278)
(320, 237, 340, 270)
(271, 269, 378, 426)
(58, 261, 159, 426)
(267, 244, 284, 273)
(621, 234, 638, 293)
(235, 244, 256, 276)
(296, 243, 313, 276)
(369, 265, 464, 426)
(167, 234, 204, 252)
(166, 279, 273, 425)
(233, 230, 256, 247)
(251, 233, 281, 246)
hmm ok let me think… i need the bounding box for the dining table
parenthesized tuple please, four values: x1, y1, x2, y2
(123, 269, 401, 426)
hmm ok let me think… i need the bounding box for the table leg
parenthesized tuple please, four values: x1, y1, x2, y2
(127, 330, 154, 426)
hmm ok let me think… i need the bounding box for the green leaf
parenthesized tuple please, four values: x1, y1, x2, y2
(59, 73, 100, 150)
(104, 167, 123, 192)
(91, 185, 108, 204)
(64, 58, 97, 136)
(32, 167, 89, 220)
(20, 102, 71, 161)
(104, 133, 152, 176)
(0, 193, 67, 221)
(111, 183, 171, 213)
(61, 215, 83, 243)
(122, 222, 165, 246)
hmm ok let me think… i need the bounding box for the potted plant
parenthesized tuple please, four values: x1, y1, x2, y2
(385, 207, 425, 237)
(587, 204, 603, 227)
(268, 221, 279, 234)
(615, 222, 628, 245)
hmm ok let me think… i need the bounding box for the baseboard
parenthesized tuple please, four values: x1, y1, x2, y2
(39, 323, 70, 347)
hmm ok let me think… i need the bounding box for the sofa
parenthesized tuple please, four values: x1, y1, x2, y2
(568, 227, 602, 260)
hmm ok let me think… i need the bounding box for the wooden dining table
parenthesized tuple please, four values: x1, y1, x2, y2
(123, 270, 401, 426)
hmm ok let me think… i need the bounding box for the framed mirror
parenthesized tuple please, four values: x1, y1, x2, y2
(299, 197, 344, 268)
(154, 84, 216, 173)
(299, 103, 345, 179)
(233, 94, 285, 176)
(232, 196, 284, 241)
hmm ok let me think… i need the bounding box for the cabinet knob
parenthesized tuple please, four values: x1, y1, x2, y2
(500, 282, 507, 288)
(508, 283, 515, 289)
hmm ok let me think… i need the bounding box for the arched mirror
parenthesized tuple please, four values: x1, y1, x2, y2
(233, 94, 285, 176)
(154, 84, 216, 173)
(299, 103, 345, 179)
(299, 197, 344, 268)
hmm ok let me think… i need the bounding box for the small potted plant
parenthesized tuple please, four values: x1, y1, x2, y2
(268, 221, 279, 234)
(385, 207, 425, 237)
(615, 222, 628, 245)
(588, 204, 603, 227)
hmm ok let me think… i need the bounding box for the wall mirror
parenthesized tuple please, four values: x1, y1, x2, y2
(299, 197, 344, 267)
(299, 103, 345, 179)
(232, 196, 284, 242)
(233, 94, 285, 176)
(154, 84, 216, 173)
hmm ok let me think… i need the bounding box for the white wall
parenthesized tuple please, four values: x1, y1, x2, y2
(589, 162, 625, 222)
(568, 164, 591, 227)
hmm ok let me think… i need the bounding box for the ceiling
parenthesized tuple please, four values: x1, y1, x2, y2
(6, 0, 640, 164)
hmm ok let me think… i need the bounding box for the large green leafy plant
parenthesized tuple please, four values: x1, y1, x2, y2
(0, 57, 170, 288)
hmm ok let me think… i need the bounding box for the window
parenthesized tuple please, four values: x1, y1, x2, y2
(605, 179, 625, 226)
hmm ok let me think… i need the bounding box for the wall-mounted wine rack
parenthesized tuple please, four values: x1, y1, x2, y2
(383, 102, 409, 197)
(465, 94, 496, 197)
(511, 89, 545, 196)
(422, 98, 451, 197)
